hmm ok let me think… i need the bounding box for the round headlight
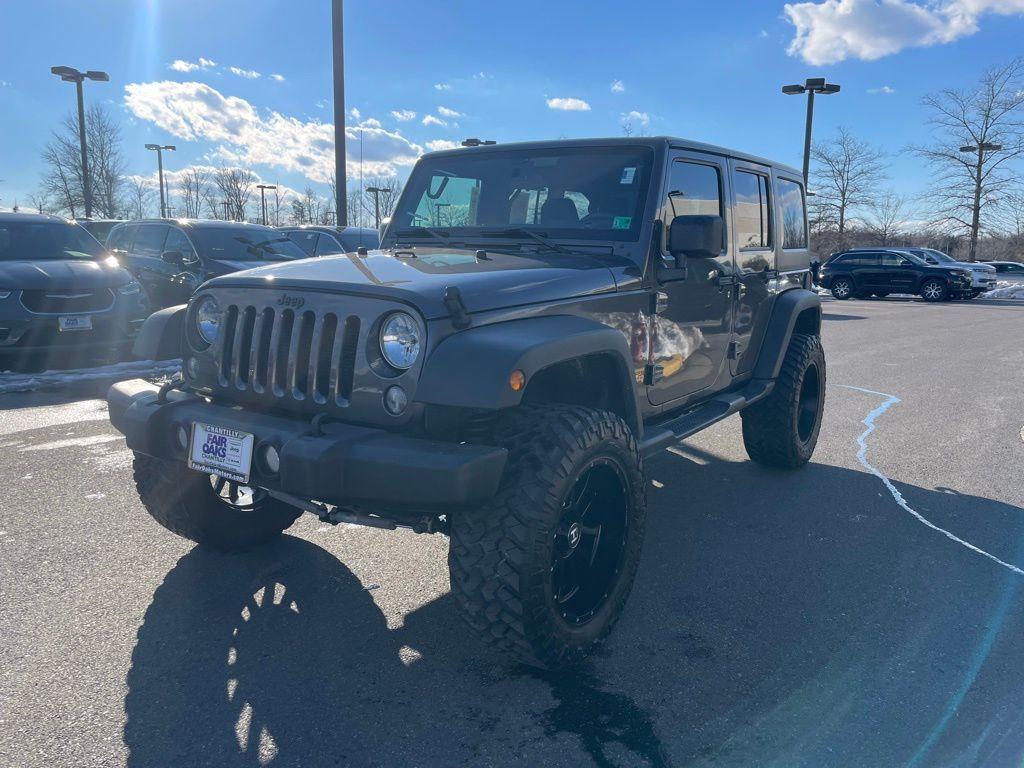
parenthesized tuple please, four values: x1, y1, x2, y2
(194, 295, 222, 346)
(379, 312, 421, 370)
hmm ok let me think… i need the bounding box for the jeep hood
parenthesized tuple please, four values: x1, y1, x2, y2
(0, 258, 132, 291)
(210, 247, 628, 318)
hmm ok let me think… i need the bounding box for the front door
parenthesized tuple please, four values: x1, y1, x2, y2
(647, 152, 734, 406)
(876, 251, 917, 293)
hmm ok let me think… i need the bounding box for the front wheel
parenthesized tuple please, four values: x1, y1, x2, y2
(449, 406, 646, 669)
(830, 277, 854, 300)
(132, 454, 301, 552)
(741, 333, 826, 469)
(920, 279, 948, 302)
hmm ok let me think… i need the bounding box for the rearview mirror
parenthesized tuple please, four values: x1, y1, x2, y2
(161, 250, 184, 266)
(668, 215, 723, 264)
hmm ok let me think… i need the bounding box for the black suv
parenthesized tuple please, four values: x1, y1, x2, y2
(108, 137, 824, 668)
(820, 248, 973, 302)
(106, 219, 307, 310)
(279, 225, 380, 257)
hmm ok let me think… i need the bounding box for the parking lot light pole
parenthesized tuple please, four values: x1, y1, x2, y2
(959, 143, 1002, 262)
(332, 0, 347, 226)
(782, 78, 841, 188)
(144, 144, 176, 218)
(365, 185, 385, 228)
(256, 184, 277, 226)
(50, 66, 109, 219)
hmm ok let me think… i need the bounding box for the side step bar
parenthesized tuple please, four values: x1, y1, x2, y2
(637, 380, 774, 457)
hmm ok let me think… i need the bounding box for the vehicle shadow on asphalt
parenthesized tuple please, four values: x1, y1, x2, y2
(123, 457, 1024, 768)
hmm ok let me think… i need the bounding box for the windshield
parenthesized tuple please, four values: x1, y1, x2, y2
(388, 146, 654, 245)
(188, 226, 307, 261)
(0, 220, 106, 261)
(920, 249, 955, 264)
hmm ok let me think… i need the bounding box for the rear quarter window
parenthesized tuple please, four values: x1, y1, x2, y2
(776, 178, 806, 250)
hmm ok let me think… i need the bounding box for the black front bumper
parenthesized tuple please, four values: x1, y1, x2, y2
(108, 380, 508, 511)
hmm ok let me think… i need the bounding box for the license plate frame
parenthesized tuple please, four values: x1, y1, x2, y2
(58, 315, 93, 332)
(188, 422, 255, 484)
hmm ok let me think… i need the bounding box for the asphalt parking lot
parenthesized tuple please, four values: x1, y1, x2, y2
(2, 295, 1023, 768)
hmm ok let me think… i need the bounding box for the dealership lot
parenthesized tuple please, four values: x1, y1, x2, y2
(2, 295, 1023, 768)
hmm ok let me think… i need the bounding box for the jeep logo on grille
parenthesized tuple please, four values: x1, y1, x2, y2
(277, 294, 305, 309)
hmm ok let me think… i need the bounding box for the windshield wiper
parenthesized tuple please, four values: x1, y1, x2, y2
(395, 227, 452, 247)
(480, 227, 570, 254)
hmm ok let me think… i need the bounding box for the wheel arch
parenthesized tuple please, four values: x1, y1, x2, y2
(416, 315, 642, 435)
(752, 288, 822, 381)
(132, 304, 187, 360)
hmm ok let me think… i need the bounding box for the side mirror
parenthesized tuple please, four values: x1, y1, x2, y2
(668, 215, 723, 265)
(161, 250, 184, 266)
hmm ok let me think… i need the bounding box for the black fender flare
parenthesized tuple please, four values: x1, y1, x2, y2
(416, 315, 642, 434)
(132, 304, 187, 361)
(752, 289, 822, 381)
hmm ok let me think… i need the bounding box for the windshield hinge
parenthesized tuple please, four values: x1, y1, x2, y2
(443, 286, 471, 329)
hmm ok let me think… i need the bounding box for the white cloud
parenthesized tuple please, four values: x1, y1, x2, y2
(434, 82, 452, 91)
(349, 107, 361, 120)
(622, 110, 650, 126)
(759, 29, 770, 38)
(785, 0, 1024, 65)
(867, 85, 897, 94)
(360, 118, 382, 128)
(169, 57, 216, 73)
(391, 110, 416, 122)
(270, 74, 285, 82)
(546, 97, 591, 111)
(123, 80, 424, 181)
(422, 114, 448, 127)
(437, 105, 463, 118)
(610, 79, 625, 93)
(229, 66, 261, 80)
(426, 139, 460, 151)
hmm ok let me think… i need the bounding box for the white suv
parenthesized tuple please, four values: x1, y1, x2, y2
(909, 248, 996, 297)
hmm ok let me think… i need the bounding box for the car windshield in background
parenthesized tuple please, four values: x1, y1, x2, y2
(0, 221, 105, 261)
(188, 227, 307, 261)
(390, 146, 654, 243)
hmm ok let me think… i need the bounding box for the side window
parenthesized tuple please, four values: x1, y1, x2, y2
(663, 160, 722, 252)
(164, 227, 197, 263)
(107, 225, 131, 253)
(315, 234, 344, 256)
(733, 170, 771, 249)
(1007, 264, 1024, 273)
(776, 178, 807, 250)
(285, 231, 318, 256)
(133, 225, 168, 258)
(880, 253, 907, 267)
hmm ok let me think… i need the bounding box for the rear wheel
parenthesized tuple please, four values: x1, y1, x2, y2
(132, 454, 301, 552)
(921, 279, 948, 302)
(830, 277, 854, 300)
(449, 406, 646, 668)
(742, 333, 825, 469)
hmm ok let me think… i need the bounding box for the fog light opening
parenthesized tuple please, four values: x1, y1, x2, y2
(384, 386, 408, 416)
(260, 444, 281, 475)
(175, 424, 189, 451)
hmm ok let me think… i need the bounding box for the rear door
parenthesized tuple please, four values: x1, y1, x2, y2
(162, 227, 201, 304)
(729, 159, 776, 375)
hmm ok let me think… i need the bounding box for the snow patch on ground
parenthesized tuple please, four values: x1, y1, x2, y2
(0, 359, 180, 394)
(984, 281, 1024, 299)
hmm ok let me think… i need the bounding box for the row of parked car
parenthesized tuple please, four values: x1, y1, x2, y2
(0, 213, 378, 369)
(817, 247, 1020, 302)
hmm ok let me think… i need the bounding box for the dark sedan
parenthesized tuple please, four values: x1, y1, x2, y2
(0, 213, 147, 369)
(106, 219, 308, 310)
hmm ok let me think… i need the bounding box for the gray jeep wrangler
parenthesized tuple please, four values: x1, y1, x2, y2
(109, 138, 824, 668)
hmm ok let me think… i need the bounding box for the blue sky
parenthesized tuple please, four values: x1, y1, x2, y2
(1, 0, 1023, 211)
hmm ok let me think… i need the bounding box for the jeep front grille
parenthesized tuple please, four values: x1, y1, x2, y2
(218, 304, 361, 405)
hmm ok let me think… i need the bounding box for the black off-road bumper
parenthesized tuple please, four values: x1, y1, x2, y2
(108, 379, 508, 511)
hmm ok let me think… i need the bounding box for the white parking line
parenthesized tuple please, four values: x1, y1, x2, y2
(843, 385, 1024, 577)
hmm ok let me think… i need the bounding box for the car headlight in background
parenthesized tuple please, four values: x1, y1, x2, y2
(118, 280, 141, 295)
(194, 295, 222, 346)
(379, 311, 421, 370)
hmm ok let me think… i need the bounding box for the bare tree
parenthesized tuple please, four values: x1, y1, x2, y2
(40, 103, 126, 218)
(179, 168, 211, 219)
(213, 167, 256, 221)
(810, 127, 888, 249)
(362, 176, 402, 223)
(865, 191, 912, 246)
(913, 57, 1024, 261)
(28, 191, 51, 215)
(127, 178, 155, 220)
